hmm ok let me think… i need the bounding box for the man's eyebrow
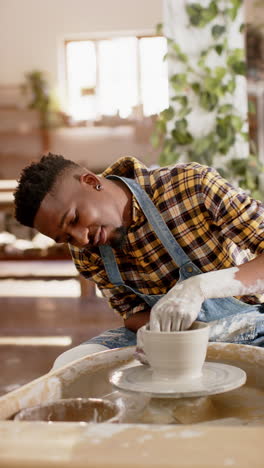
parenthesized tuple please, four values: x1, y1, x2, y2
(55, 209, 70, 243)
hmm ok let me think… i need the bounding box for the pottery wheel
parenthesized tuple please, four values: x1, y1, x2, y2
(110, 362, 247, 398)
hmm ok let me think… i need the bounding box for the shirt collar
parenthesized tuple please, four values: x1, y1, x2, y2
(102, 156, 149, 230)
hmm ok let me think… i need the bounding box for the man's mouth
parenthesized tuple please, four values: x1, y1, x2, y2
(93, 226, 107, 246)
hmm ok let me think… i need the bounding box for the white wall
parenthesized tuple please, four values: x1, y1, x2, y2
(0, 0, 163, 85)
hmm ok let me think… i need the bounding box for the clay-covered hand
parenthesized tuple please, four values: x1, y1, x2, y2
(149, 276, 205, 331)
(134, 324, 149, 365)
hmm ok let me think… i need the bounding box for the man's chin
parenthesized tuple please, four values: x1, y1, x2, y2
(108, 226, 127, 249)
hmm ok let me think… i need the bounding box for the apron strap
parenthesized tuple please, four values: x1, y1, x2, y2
(106, 175, 192, 267)
(99, 244, 162, 307)
(99, 175, 199, 306)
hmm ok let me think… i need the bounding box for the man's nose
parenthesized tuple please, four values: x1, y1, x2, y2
(68, 226, 89, 247)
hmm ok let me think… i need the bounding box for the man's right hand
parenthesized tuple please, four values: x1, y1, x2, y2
(149, 276, 205, 332)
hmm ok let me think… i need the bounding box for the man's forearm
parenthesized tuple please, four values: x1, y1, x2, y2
(124, 310, 150, 332)
(199, 252, 264, 299)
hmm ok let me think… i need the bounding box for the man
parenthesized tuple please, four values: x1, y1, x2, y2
(14, 153, 264, 369)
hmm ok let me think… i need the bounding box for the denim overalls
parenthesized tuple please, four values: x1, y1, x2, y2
(84, 176, 264, 349)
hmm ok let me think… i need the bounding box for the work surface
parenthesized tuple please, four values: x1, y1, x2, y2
(0, 421, 262, 468)
(0, 343, 263, 467)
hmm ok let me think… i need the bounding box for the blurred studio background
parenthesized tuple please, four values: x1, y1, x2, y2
(0, 0, 264, 393)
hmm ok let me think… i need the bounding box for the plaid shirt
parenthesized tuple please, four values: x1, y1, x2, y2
(70, 156, 264, 319)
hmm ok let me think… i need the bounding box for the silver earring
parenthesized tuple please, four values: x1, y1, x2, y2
(96, 184, 102, 191)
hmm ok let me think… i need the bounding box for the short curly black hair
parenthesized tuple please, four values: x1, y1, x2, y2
(14, 153, 79, 227)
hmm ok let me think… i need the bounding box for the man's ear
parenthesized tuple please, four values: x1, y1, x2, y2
(79, 172, 100, 188)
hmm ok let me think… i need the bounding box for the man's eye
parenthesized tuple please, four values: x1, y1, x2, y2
(71, 212, 79, 225)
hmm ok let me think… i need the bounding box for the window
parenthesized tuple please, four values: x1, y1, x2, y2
(65, 35, 169, 121)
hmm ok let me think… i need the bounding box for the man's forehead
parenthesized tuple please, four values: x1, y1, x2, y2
(34, 191, 64, 238)
(34, 170, 83, 237)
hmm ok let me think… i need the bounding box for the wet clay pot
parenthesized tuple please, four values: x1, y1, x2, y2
(141, 321, 210, 382)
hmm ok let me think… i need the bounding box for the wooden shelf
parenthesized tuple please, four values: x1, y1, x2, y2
(0, 106, 50, 178)
(0, 129, 43, 137)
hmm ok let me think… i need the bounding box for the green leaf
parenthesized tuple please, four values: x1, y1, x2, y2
(201, 49, 209, 58)
(193, 135, 215, 155)
(171, 129, 193, 145)
(227, 7, 239, 21)
(214, 66, 226, 80)
(156, 23, 163, 35)
(241, 132, 249, 141)
(191, 82, 201, 94)
(212, 25, 226, 39)
(150, 133, 161, 149)
(172, 44, 188, 63)
(216, 117, 237, 140)
(171, 119, 193, 145)
(227, 48, 245, 66)
(170, 73, 187, 91)
(155, 119, 167, 134)
(226, 79, 236, 93)
(172, 96, 188, 106)
(227, 50, 246, 75)
(175, 118, 188, 131)
(231, 115, 243, 131)
(159, 150, 181, 167)
(230, 0, 242, 8)
(215, 44, 223, 55)
(204, 76, 217, 92)
(186, 1, 218, 28)
(159, 138, 180, 165)
(178, 52, 188, 63)
(197, 57, 206, 68)
(208, 1, 218, 16)
(215, 85, 226, 98)
(227, 0, 242, 21)
(232, 61, 246, 75)
(160, 106, 175, 121)
(218, 104, 233, 114)
(172, 43, 181, 54)
(186, 4, 203, 26)
(178, 107, 192, 119)
(199, 91, 218, 111)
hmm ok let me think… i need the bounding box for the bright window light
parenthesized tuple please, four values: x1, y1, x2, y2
(66, 35, 169, 121)
(0, 336, 72, 346)
(67, 41, 96, 120)
(98, 37, 138, 118)
(139, 37, 169, 116)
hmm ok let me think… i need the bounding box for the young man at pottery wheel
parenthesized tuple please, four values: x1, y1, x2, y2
(14, 154, 264, 369)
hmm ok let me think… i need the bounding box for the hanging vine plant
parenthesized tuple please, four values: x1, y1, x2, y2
(152, 0, 264, 199)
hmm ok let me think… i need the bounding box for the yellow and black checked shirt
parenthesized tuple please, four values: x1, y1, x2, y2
(70, 156, 264, 319)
